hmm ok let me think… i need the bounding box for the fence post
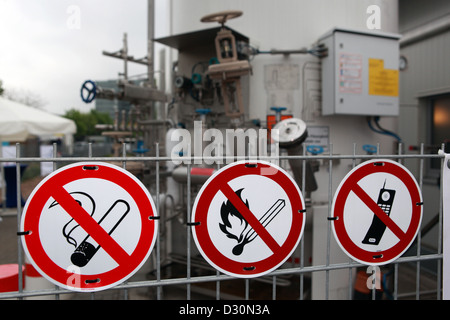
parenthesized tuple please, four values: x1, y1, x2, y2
(441, 149, 450, 299)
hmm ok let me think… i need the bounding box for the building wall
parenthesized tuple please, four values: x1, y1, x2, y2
(94, 80, 132, 121)
(398, 0, 450, 250)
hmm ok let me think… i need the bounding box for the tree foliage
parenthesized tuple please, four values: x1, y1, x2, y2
(63, 109, 112, 141)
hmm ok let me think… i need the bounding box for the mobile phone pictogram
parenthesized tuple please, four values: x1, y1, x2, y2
(362, 181, 395, 245)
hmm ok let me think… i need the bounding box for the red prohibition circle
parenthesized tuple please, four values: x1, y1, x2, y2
(332, 159, 422, 265)
(21, 162, 157, 291)
(192, 160, 305, 277)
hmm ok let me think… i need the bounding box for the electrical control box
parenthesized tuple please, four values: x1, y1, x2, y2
(318, 28, 401, 116)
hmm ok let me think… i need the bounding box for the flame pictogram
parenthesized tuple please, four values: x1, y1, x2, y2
(219, 188, 285, 255)
(219, 189, 250, 255)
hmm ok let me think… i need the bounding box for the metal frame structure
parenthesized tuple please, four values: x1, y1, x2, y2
(0, 142, 444, 300)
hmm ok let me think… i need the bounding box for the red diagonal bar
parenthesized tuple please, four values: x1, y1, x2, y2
(219, 182, 281, 253)
(352, 183, 405, 240)
(52, 186, 130, 265)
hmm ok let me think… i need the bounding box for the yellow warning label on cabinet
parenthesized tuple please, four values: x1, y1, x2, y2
(368, 58, 398, 97)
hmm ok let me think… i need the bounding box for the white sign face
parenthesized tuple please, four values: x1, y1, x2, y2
(21, 162, 158, 292)
(331, 159, 422, 266)
(209, 175, 292, 262)
(192, 160, 305, 278)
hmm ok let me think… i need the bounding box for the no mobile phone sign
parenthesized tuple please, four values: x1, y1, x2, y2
(331, 159, 423, 265)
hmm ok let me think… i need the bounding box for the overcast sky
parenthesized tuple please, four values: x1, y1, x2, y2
(0, 0, 161, 114)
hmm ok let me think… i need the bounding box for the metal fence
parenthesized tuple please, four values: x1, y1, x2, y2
(0, 142, 444, 300)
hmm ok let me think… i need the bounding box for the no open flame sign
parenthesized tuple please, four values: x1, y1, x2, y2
(191, 160, 306, 278)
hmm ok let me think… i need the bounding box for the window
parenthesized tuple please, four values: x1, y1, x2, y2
(428, 95, 450, 172)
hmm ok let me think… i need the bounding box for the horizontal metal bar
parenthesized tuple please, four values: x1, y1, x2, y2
(0, 253, 441, 299)
(0, 153, 443, 163)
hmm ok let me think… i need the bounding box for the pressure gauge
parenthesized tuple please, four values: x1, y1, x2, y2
(271, 118, 308, 148)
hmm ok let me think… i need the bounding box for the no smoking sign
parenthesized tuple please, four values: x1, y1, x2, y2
(20, 162, 158, 292)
